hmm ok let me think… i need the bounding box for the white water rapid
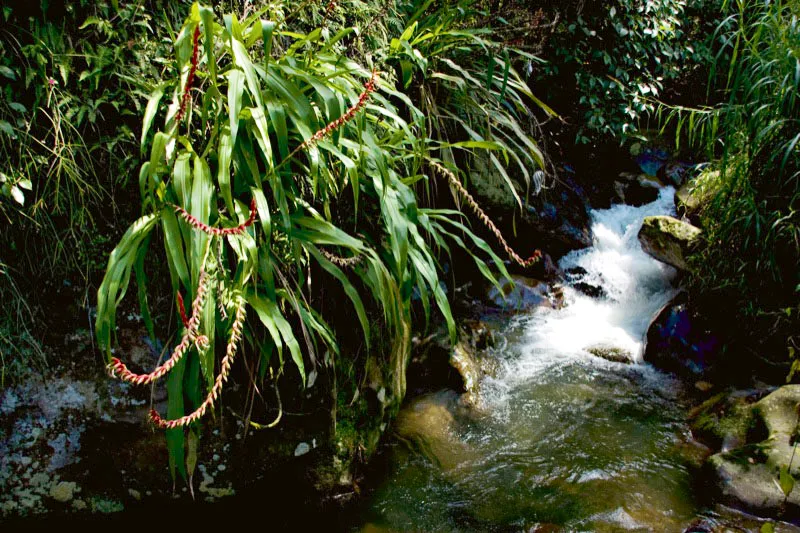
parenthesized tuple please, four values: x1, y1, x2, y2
(365, 185, 700, 532)
(492, 186, 679, 392)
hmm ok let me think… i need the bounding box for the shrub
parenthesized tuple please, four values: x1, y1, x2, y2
(531, 0, 717, 143)
(95, 0, 549, 480)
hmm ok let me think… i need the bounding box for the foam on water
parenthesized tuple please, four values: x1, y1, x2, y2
(488, 186, 678, 392)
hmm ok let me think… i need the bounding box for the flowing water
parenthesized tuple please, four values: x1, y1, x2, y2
(358, 187, 707, 532)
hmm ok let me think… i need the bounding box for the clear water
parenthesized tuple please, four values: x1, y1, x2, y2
(359, 188, 706, 532)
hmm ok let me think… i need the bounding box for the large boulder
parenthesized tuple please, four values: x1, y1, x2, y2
(638, 215, 702, 271)
(466, 158, 593, 261)
(706, 386, 800, 519)
(644, 293, 721, 379)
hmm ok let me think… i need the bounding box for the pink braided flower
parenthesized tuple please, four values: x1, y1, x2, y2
(175, 25, 201, 122)
(433, 163, 542, 268)
(173, 197, 258, 236)
(149, 294, 247, 429)
(299, 70, 378, 151)
(107, 269, 211, 386)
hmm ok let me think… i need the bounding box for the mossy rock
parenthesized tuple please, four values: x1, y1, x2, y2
(705, 386, 800, 519)
(688, 391, 758, 451)
(586, 345, 632, 364)
(638, 215, 702, 271)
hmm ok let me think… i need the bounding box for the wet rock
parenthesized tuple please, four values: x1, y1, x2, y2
(486, 276, 561, 311)
(635, 147, 670, 176)
(565, 266, 588, 277)
(683, 518, 716, 532)
(675, 168, 717, 223)
(450, 343, 481, 398)
(586, 345, 633, 364)
(407, 319, 495, 397)
(638, 215, 702, 271)
(460, 319, 494, 351)
(644, 293, 721, 379)
(613, 173, 661, 206)
(706, 386, 800, 519)
(658, 161, 691, 187)
(573, 282, 607, 300)
(393, 391, 475, 471)
(675, 181, 712, 218)
(688, 390, 763, 452)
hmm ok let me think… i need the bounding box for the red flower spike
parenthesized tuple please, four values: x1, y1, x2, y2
(175, 25, 201, 122)
(172, 196, 258, 236)
(149, 295, 247, 429)
(299, 70, 379, 151)
(176, 292, 190, 328)
(432, 163, 542, 268)
(107, 270, 210, 386)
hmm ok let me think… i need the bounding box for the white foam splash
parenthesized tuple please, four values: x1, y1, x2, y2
(491, 186, 678, 389)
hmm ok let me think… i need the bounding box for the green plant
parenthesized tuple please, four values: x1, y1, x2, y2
(0, 1, 190, 275)
(0, 0, 191, 383)
(534, 0, 716, 143)
(657, 0, 799, 363)
(95, 1, 547, 481)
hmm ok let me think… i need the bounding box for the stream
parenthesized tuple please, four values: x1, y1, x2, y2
(357, 187, 708, 531)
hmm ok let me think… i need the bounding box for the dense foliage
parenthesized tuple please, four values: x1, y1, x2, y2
(0, 1, 191, 382)
(660, 0, 799, 367)
(94, 1, 549, 478)
(513, 0, 717, 143)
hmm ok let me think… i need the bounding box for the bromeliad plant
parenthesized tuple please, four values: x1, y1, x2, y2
(96, 1, 546, 480)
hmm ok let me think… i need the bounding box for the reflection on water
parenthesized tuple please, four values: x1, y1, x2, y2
(360, 189, 704, 531)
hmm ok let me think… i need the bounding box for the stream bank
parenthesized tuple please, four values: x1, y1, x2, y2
(353, 175, 800, 532)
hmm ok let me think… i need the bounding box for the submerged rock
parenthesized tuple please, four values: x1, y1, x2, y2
(586, 345, 633, 364)
(393, 391, 475, 471)
(706, 386, 800, 519)
(485, 275, 561, 311)
(638, 215, 702, 271)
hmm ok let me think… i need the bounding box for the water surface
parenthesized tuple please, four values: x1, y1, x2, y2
(361, 188, 703, 531)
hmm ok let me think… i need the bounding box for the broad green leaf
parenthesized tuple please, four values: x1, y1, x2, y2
(217, 127, 235, 214)
(96, 213, 158, 355)
(161, 207, 191, 291)
(166, 356, 186, 481)
(780, 465, 795, 497)
(141, 84, 166, 150)
(251, 186, 271, 241)
(227, 69, 245, 146)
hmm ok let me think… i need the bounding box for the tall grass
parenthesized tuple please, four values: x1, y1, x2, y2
(658, 0, 799, 362)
